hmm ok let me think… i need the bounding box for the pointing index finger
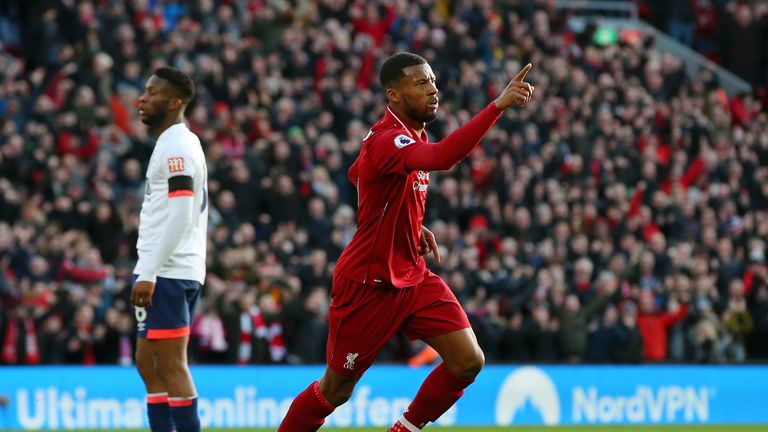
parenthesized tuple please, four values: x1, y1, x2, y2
(427, 236, 441, 264)
(432, 245, 441, 264)
(513, 63, 532, 82)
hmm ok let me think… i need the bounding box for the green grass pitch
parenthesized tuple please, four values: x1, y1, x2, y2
(23, 426, 767, 432)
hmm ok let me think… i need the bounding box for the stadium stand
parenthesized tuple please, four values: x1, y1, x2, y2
(0, 0, 766, 368)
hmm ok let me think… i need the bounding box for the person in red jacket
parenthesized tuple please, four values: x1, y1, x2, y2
(277, 52, 534, 432)
(637, 290, 687, 361)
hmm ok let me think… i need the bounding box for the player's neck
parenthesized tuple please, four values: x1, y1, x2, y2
(390, 105, 425, 137)
(152, 114, 184, 136)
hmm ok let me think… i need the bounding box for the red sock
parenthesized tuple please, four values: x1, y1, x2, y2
(402, 363, 474, 429)
(277, 381, 335, 432)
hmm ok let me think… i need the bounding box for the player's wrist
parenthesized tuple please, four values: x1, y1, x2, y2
(492, 98, 508, 112)
(136, 272, 158, 284)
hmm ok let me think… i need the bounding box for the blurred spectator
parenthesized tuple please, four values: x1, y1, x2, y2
(525, 304, 561, 363)
(471, 297, 509, 362)
(637, 290, 688, 362)
(192, 299, 229, 364)
(94, 307, 134, 365)
(64, 305, 96, 365)
(1, 307, 40, 365)
(499, 310, 530, 362)
(586, 303, 620, 363)
(690, 315, 727, 363)
(719, 2, 768, 87)
(214, 284, 267, 364)
(611, 301, 645, 363)
(553, 271, 617, 363)
(285, 286, 327, 364)
(666, 0, 696, 46)
(721, 279, 753, 362)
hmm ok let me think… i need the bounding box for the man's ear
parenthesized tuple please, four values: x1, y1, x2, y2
(169, 97, 184, 112)
(386, 87, 401, 104)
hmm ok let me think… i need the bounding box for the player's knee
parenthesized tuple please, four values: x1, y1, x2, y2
(465, 348, 485, 378)
(449, 347, 485, 380)
(154, 356, 188, 379)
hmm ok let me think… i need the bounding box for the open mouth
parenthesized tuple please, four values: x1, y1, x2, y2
(428, 99, 439, 110)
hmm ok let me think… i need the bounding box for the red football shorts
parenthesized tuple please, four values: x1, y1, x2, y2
(326, 271, 470, 376)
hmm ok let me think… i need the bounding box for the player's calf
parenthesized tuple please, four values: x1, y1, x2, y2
(393, 362, 477, 430)
(278, 367, 361, 431)
(391, 327, 484, 429)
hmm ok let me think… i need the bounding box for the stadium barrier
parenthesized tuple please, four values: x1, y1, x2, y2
(0, 364, 766, 429)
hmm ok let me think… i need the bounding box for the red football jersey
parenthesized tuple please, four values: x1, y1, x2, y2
(335, 107, 430, 288)
(335, 103, 503, 288)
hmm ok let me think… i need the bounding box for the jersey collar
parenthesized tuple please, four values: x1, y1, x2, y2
(385, 106, 427, 142)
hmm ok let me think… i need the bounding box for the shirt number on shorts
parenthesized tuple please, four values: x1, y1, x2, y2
(135, 307, 147, 331)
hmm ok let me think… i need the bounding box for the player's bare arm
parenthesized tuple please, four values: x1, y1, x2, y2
(493, 63, 535, 110)
(398, 62, 536, 173)
(418, 225, 441, 263)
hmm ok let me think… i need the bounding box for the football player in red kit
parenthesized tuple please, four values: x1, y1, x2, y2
(278, 52, 535, 431)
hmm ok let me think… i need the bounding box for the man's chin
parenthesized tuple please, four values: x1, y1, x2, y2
(416, 112, 438, 124)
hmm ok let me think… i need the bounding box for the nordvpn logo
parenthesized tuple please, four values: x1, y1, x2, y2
(495, 366, 561, 425)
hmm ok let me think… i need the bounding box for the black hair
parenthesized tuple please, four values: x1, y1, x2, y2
(154, 67, 195, 104)
(379, 52, 427, 89)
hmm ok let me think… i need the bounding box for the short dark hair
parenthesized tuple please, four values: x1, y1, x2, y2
(154, 67, 195, 104)
(379, 52, 427, 89)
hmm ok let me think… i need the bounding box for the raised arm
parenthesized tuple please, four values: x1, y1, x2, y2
(404, 63, 535, 172)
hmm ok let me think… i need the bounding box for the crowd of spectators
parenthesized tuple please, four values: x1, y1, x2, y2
(0, 0, 767, 368)
(642, 0, 768, 100)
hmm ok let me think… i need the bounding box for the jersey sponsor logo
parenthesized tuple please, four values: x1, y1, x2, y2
(343, 352, 359, 370)
(413, 170, 430, 192)
(394, 134, 415, 149)
(167, 157, 185, 173)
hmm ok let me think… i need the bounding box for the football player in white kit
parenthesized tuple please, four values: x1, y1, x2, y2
(132, 67, 206, 432)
